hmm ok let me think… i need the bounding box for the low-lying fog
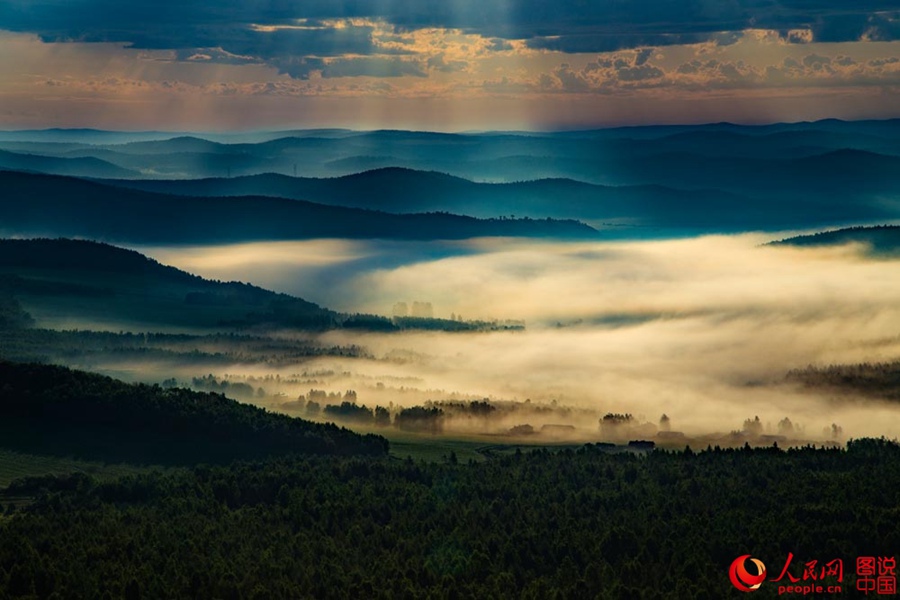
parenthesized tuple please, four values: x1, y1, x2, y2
(131, 234, 900, 443)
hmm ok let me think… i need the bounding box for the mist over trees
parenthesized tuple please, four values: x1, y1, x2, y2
(0, 295, 33, 331)
(787, 361, 900, 402)
(1, 121, 900, 598)
(0, 362, 388, 464)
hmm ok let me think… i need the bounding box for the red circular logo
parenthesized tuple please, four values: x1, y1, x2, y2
(729, 555, 767, 592)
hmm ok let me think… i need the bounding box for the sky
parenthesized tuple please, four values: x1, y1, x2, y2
(2, 1, 900, 130)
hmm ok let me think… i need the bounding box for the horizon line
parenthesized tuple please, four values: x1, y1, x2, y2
(1, 116, 898, 137)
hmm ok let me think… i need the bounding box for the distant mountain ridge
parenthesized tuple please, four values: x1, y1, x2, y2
(0, 149, 138, 178)
(5, 118, 900, 143)
(4, 120, 900, 235)
(3, 119, 900, 184)
(0, 170, 597, 243)
(93, 164, 897, 232)
(98, 167, 758, 224)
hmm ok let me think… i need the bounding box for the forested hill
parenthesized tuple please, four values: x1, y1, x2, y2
(0, 361, 388, 463)
(2, 439, 899, 597)
(769, 225, 900, 255)
(0, 148, 139, 178)
(0, 237, 214, 283)
(0, 238, 339, 330)
(0, 170, 597, 243)
(96, 168, 750, 224)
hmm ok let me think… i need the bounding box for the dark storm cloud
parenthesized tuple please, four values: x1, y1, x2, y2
(270, 56, 425, 79)
(527, 32, 715, 54)
(0, 1, 384, 59)
(788, 10, 900, 44)
(1, 0, 900, 79)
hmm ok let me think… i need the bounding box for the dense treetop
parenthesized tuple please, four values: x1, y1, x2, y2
(1, 439, 899, 599)
(0, 361, 388, 464)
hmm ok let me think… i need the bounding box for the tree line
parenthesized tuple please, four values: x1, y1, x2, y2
(0, 362, 388, 465)
(2, 439, 899, 598)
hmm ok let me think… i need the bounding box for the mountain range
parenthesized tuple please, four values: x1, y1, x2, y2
(3, 119, 900, 237)
(0, 170, 596, 244)
(94, 164, 896, 232)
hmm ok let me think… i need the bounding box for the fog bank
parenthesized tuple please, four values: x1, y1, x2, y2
(133, 235, 900, 441)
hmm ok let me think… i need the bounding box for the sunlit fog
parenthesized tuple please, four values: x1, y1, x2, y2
(122, 234, 900, 443)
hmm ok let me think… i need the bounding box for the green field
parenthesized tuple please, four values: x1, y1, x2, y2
(374, 428, 585, 462)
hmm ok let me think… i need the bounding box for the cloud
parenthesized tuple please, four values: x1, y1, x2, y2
(870, 57, 900, 67)
(2, 0, 900, 76)
(669, 58, 761, 88)
(427, 54, 468, 73)
(176, 47, 259, 65)
(0, 5, 393, 77)
(552, 64, 591, 92)
(536, 50, 669, 93)
(803, 53, 831, 69)
(486, 38, 514, 52)
(320, 57, 426, 78)
(634, 48, 654, 67)
(617, 64, 665, 82)
(527, 33, 714, 54)
(524, 40, 900, 96)
(811, 11, 900, 43)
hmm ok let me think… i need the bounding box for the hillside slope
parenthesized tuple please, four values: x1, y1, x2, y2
(0, 170, 597, 242)
(0, 361, 388, 463)
(99, 168, 755, 223)
(769, 225, 900, 255)
(0, 238, 338, 330)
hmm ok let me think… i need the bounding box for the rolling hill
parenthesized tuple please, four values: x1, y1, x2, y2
(5, 119, 900, 183)
(4, 120, 900, 235)
(95, 164, 899, 233)
(0, 361, 388, 464)
(0, 149, 138, 178)
(0, 238, 339, 330)
(0, 170, 596, 243)
(0, 238, 522, 333)
(97, 167, 753, 222)
(769, 225, 900, 255)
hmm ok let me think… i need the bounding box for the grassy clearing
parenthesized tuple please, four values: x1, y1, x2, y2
(373, 428, 587, 463)
(387, 435, 489, 463)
